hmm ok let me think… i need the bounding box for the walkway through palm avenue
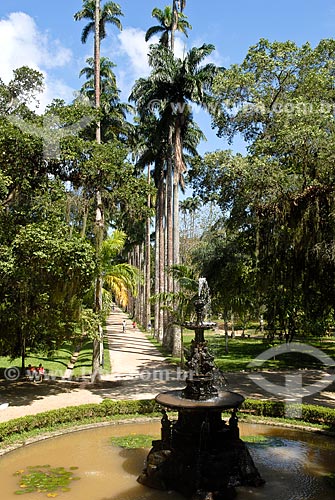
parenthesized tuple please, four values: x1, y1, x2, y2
(0, 306, 334, 424)
(103, 306, 184, 397)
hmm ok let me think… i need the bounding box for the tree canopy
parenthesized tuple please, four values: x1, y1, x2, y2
(189, 38, 335, 334)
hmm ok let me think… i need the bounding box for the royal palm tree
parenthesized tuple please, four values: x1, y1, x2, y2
(130, 43, 219, 351)
(145, 5, 191, 49)
(74, 0, 123, 381)
(74, 1, 123, 142)
(79, 56, 132, 142)
(130, 45, 218, 352)
(143, 42, 219, 261)
(79, 56, 117, 94)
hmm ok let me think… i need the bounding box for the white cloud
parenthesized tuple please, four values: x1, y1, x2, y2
(0, 12, 73, 110)
(117, 27, 189, 78)
(114, 27, 157, 100)
(117, 27, 153, 79)
(174, 35, 189, 59)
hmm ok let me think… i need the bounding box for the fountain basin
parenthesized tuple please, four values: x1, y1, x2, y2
(156, 389, 244, 410)
(1, 421, 334, 500)
(183, 321, 217, 329)
(140, 388, 261, 499)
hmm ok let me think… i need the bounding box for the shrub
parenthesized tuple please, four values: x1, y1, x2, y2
(241, 399, 335, 429)
(0, 398, 333, 445)
(0, 399, 160, 443)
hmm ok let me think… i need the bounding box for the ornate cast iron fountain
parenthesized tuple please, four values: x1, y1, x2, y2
(137, 278, 264, 500)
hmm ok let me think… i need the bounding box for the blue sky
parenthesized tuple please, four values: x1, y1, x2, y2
(1, 1, 335, 154)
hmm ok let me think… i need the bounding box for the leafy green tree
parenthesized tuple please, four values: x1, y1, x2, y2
(155, 264, 198, 362)
(0, 66, 43, 116)
(190, 220, 255, 324)
(192, 38, 335, 335)
(0, 67, 45, 217)
(0, 181, 96, 369)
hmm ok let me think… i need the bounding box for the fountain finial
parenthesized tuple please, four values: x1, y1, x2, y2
(180, 277, 219, 399)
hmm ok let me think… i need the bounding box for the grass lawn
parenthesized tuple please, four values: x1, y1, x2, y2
(180, 331, 335, 372)
(71, 334, 111, 378)
(0, 332, 111, 380)
(0, 341, 74, 378)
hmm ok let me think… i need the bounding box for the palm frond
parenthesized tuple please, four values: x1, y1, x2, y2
(145, 25, 165, 42)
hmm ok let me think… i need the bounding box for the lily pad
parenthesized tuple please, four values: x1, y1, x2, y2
(110, 434, 158, 449)
(14, 465, 80, 496)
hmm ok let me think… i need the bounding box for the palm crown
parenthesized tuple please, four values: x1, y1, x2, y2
(74, 0, 123, 44)
(145, 6, 191, 48)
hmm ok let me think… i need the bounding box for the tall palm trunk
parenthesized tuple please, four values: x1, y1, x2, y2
(170, 2, 186, 356)
(171, 1, 187, 51)
(80, 198, 90, 238)
(171, 0, 178, 52)
(94, 0, 101, 144)
(172, 119, 184, 357)
(139, 242, 145, 325)
(164, 131, 174, 350)
(135, 243, 143, 321)
(92, 0, 104, 382)
(173, 120, 184, 269)
(154, 202, 160, 339)
(144, 165, 151, 329)
(154, 166, 165, 341)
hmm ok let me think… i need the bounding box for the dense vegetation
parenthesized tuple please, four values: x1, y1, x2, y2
(1, 1, 335, 376)
(189, 38, 335, 338)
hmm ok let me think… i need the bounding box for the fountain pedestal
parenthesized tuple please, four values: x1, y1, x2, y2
(138, 392, 263, 499)
(138, 279, 264, 499)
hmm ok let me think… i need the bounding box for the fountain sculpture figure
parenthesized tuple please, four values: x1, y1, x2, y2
(138, 278, 264, 499)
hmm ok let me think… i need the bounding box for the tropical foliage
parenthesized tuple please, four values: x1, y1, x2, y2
(1, 1, 335, 377)
(189, 38, 335, 335)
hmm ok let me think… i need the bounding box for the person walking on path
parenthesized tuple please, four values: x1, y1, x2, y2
(122, 319, 126, 333)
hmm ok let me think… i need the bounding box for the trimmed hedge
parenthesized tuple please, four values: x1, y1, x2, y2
(241, 399, 335, 428)
(0, 398, 334, 444)
(0, 399, 160, 443)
